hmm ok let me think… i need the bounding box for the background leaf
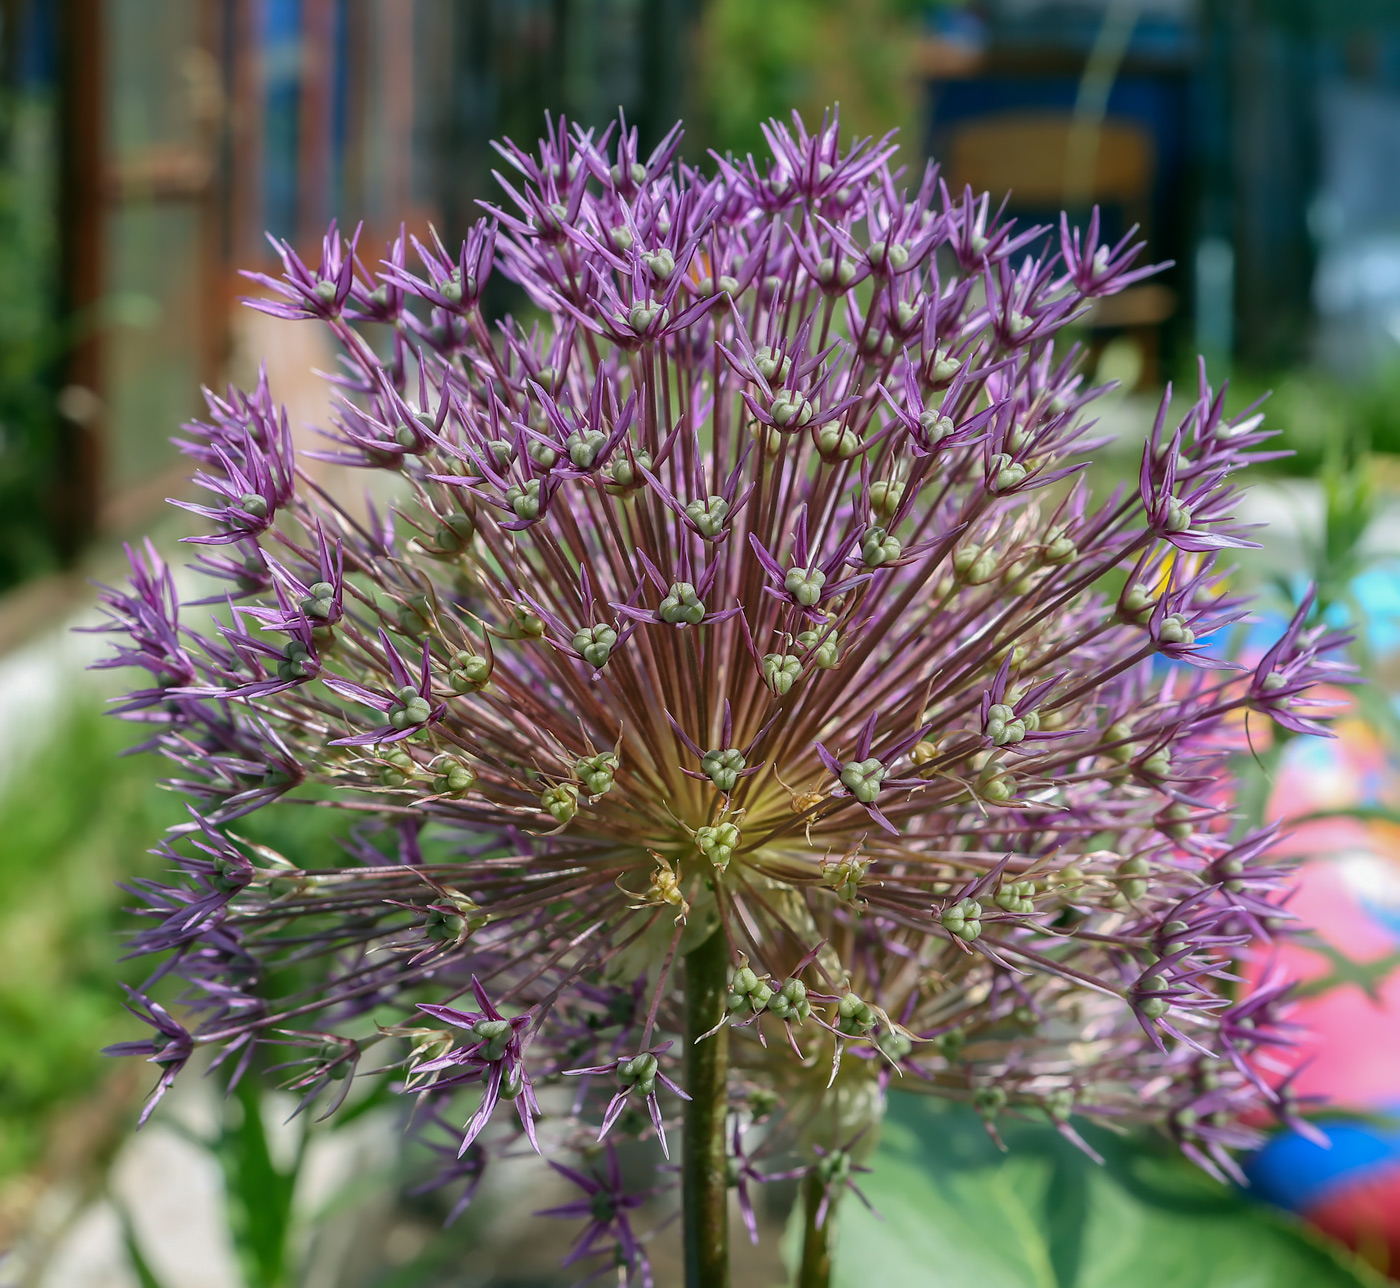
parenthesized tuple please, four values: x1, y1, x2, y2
(833, 1094, 1386, 1288)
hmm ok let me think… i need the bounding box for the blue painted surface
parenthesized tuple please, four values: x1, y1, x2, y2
(1245, 1111, 1400, 1213)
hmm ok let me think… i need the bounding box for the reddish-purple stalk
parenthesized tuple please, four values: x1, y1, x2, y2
(96, 110, 1352, 1286)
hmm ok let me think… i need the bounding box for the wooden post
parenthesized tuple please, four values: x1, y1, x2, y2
(54, 0, 105, 560)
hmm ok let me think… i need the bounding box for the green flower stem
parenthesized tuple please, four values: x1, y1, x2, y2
(683, 925, 730, 1288)
(798, 1170, 837, 1288)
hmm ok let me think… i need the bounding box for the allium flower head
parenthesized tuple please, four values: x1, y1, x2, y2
(100, 110, 1352, 1270)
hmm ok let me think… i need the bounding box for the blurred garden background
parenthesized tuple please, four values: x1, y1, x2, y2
(5, 0, 1400, 1285)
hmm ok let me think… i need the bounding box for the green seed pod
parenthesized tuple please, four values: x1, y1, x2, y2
(572, 623, 618, 669)
(1118, 584, 1155, 624)
(941, 897, 983, 941)
(700, 748, 746, 792)
(918, 409, 956, 446)
(796, 627, 840, 669)
(506, 479, 542, 521)
(754, 346, 792, 384)
(995, 880, 1037, 915)
(952, 544, 996, 584)
(659, 581, 705, 626)
(861, 527, 902, 568)
(504, 604, 545, 639)
(388, 685, 432, 730)
(974, 1085, 1007, 1116)
(1102, 720, 1136, 765)
(276, 641, 314, 683)
(541, 782, 579, 826)
(1158, 802, 1193, 840)
(449, 651, 492, 693)
(869, 479, 905, 520)
(839, 756, 886, 804)
(762, 653, 802, 695)
(835, 992, 876, 1036)
(432, 758, 477, 796)
(565, 429, 607, 469)
(1157, 613, 1195, 647)
(1116, 855, 1151, 902)
(602, 448, 652, 495)
(784, 566, 826, 607)
(989, 453, 1028, 492)
(378, 747, 416, 787)
(684, 495, 730, 538)
(696, 820, 741, 871)
(396, 593, 433, 637)
(1041, 530, 1077, 565)
(1140, 748, 1172, 780)
(575, 750, 620, 797)
(815, 424, 862, 460)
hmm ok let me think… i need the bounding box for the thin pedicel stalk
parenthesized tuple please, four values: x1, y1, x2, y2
(684, 926, 731, 1288)
(95, 108, 1353, 1286)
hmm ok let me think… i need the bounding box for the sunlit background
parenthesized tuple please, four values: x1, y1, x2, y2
(4, 2, 1400, 1286)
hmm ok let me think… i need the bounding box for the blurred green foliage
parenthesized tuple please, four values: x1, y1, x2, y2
(1222, 360, 1400, 480)
(694, 0, 931, 160)
(0, 700, 180, 1178)
(835, 1094, 1386, 1288)
(0, 93, 61, 592)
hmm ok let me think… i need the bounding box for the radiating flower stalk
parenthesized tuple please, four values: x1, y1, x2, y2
(99, 111, 1351, 1287)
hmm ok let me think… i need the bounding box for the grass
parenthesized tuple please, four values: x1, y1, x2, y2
(0, 697, 182, 1178)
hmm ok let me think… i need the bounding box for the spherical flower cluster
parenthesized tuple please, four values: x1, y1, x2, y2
(98, 111, 1351, 1283)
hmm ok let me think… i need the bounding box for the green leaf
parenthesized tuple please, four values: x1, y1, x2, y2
(832, 1095, 1386, 1288)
